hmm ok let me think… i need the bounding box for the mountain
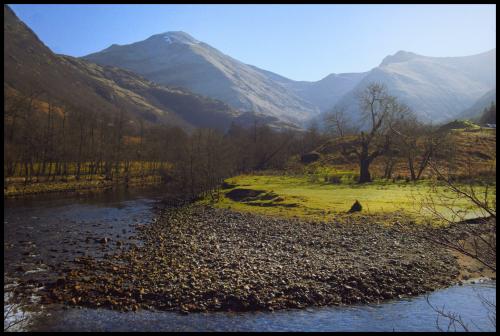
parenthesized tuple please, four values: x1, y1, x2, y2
(459, 88, 496, 121)
(333, 49, 496, 124)
(4, 6, 267, 132)
(283, 72, 368, 112)
(8, 5, 495, 130)
(479, 103, 496, 125)
(60, 56, 244, 130)
(85, 33, 495, 126)
(83, 31, 324, 125)
(240, 66, 368, 113)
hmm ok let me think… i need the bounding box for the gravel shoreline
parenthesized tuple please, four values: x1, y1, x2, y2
(38, 205, 460, 313)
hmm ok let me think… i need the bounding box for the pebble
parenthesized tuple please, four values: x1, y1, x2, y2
(34, 205, 464, 313)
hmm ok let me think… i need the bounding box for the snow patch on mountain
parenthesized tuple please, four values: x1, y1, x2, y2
(163, 32, 200, 46)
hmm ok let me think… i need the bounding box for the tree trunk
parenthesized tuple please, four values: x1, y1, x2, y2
(408, 155, 416, 181)
(416, 149, 432, 180)
(359, 157, 372, 183)
(29, 161, 34, 183)
(383, 158, 395, 179)
(24, 162, 29, 185)
(62, 162, 68, 180)
(104, 161, 112, 181)
(76, 162, 81, 180)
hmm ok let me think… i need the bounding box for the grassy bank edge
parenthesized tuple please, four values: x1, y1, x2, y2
(4, 175, 164, 198)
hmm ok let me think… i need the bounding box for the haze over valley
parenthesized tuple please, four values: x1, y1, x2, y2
(84, 31, 495, 127)
(6, 3, 496, 130)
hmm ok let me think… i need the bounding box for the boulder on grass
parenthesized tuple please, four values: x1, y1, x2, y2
(347, 200, 362, 213)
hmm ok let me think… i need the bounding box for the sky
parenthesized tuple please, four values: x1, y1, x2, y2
(9, 4, 496, 81)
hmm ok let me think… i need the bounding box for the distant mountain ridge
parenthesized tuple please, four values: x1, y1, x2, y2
(459, 88, 496, 121)
(84, 32, 495, 126)
(282, 72, 368, 113)
(84, 32, 322, 126)
(7, 5, 496, 130)
(5, 6, 298, 132)
(333, 49, 496, 124)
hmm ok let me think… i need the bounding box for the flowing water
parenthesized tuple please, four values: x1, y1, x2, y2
(3, 187, 496, 332)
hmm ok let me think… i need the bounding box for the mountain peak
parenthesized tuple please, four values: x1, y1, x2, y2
(380, 50, 419, 66)
(159, 31, 200, 45)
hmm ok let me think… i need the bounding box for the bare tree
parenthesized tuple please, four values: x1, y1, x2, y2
(3, 291, 30, 332)
(420, 159, 496, 269)
(3, 303, 29, 332)
(323, 106, 356, 138)
(418, 157, 496, 330)
(425, 295, 472, 332)
(338, 83, 409, 183)
(390, 113, 449, 181)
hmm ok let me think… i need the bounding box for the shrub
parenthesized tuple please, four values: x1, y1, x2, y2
(158, 167, 173, 184)
(328, 175, 342, 184)
(308, 174, 320, 183)
(300, 151, 321, 164)
(351, 174, 359, 181)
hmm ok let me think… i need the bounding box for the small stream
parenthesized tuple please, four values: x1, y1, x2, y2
(4, 187, 496, 332)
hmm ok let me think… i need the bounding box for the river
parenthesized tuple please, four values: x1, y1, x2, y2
(4, 187, 496, 332)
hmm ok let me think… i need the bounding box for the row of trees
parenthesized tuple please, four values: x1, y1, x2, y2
(4, 82, 483, 195)
(4, 89, 303, 198)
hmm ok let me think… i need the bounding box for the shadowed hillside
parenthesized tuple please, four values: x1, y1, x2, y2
(4, 5, 248, 132)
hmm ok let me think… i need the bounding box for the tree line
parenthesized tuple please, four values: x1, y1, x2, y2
(4, 82, 475, 198)
(4, 89, 305, 198)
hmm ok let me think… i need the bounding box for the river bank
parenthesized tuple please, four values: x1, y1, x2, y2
(4, 175, 164, 198)
(36, 205, 468, 313)
(18, 281, 498, 332)
(4, 190, 495, 331)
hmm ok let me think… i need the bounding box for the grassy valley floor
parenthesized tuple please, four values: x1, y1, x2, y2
(211, 174, 494, 224)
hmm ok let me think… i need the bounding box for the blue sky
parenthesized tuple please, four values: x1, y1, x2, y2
(9, 4, 496, 81)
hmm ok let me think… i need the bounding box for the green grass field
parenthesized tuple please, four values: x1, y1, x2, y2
(211, 174, 495, 224)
